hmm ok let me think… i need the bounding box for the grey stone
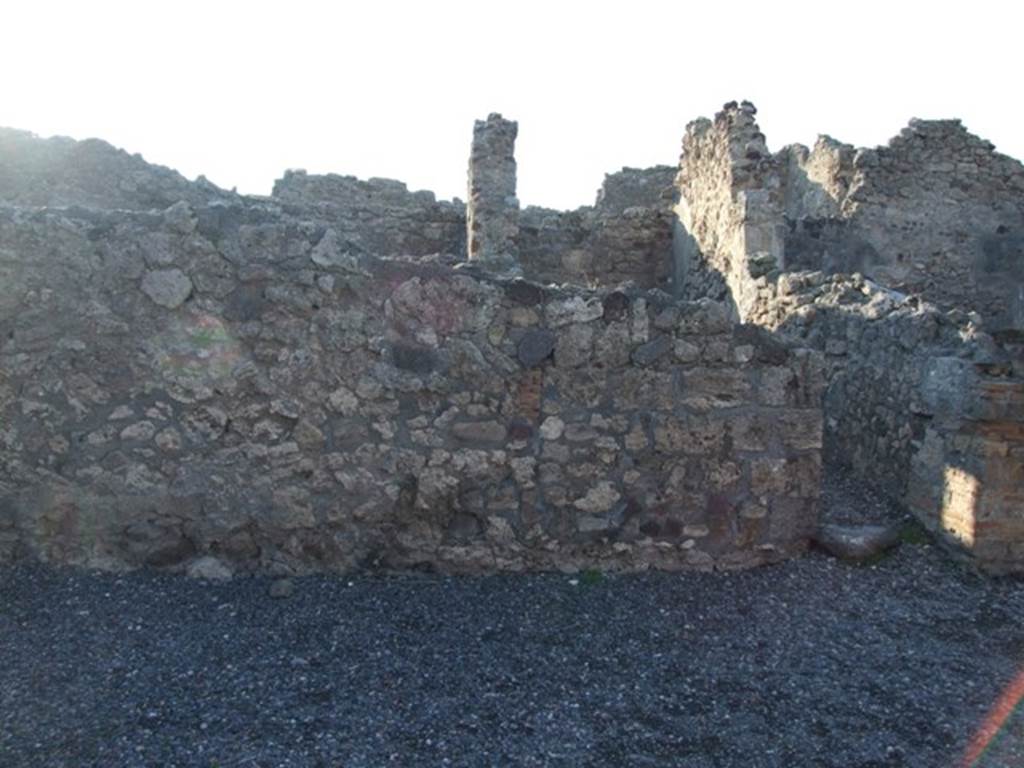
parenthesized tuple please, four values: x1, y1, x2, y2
(539, 416, 565, 440)
(467, 113, 519, 270)
(269, 578, 294, 599)
(392, 344, 437, 373)
(186, 556, 233, 581)
(814, 524, 901, 561)
(119, 421, 156, 441)
(163, 201, 196, 235)
(547, 296, 603, 327)
(270, 399, 301, 420)
(517, 329, 555, 367)
(573, 482, 621, 514)
(310, 228, 362, 271)
(452, 421, 508, 443)
(141, 269, 192, 308)
(631, 335, 672, 366)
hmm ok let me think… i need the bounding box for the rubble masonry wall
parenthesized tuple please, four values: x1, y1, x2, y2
(0, 202, 824, 574)
(674, 102, 1024, 572)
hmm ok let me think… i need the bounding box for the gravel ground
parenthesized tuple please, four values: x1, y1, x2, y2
(2, 482, 1023, 767)
(820, 469, 910, 528)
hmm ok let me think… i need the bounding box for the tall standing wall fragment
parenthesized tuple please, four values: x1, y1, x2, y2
(673, 101, 785, 316)
(467, 113, 520, 272)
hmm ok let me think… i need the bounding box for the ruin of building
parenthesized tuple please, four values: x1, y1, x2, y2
(0, 100, 1020, 576)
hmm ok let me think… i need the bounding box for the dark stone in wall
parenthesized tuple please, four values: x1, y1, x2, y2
(224, 283, 269, 322)
(733, 324, 791, 365)
(392, 344, 438, 373)
(517, 329, 556, 367)
(505, 279, 545, 306)
(631, 336, 672, 366)
(603, 292, 630, 322)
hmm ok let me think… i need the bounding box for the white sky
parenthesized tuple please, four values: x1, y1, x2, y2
(3, 0, 1021, 210)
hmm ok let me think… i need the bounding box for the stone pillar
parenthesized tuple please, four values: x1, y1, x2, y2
(467, 113, 520, 273)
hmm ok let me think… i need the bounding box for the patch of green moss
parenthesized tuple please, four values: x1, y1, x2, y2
(898, 521, 932, 546)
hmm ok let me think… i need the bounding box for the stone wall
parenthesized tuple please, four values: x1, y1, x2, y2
(674, 101, 785, 315)
(0, 122, 678, 291)
(595, 166, 677, 215)
(3, 104, 1020, 575)
(673, 101, 1024, 573)
(779, 121, 1024, 331)
(272, 161, 676, 289)
(748, 271, 1024, 573)
(519, 167, 675, 288)
(0, 202, 824, 575)
(271, 170, 466, 258)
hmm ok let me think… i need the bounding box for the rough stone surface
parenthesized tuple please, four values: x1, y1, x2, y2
(467, 114, 519, 273)
(185, 556, 233, 581)
(516, 329, 555, 367)
(673, 100, 1024, 573)
(273, 171, 466, 259)
(631, 335, 672, 366)
(141, 269, 193, 308)
(754, 271, 1023, 573)
(780, 124, 1024, 331)
(2, 102, 1021, 578)
(0, 203, 823, 575)
(519, 167, 676, 289)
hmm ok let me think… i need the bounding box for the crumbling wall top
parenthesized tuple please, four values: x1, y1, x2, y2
(595, 166, 676, 214)
(0, 127, 231, 211)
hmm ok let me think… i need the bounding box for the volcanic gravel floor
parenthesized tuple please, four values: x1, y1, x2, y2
(2, 504, 1023, 767)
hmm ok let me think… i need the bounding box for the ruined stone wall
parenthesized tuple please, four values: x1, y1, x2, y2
(1, 124, 678, 291)
(0, 127, 232, 210)
(779, 137, 855, 221)
(777, 138, 867, 274)
(467, 114, 519, 272)
(595, 166, 677, 215)
(518, 167, 675, 288)
(272, 163, 675, 289)
(519, 207, 673, 288)
(747, 271, 1024, 573)
(780, 121, 1024, 331)
(747, 272, 974, 498)
(674, 101, 1024, 573)
(908, 362, 1024, 574)
(271, 170, 466, 258)
(0, 202, 824, 575)
(673, 102, 785, 316)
